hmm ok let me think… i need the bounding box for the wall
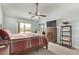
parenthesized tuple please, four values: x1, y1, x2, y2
(0, 4, 3, 25)
(72, 18, 79, 48)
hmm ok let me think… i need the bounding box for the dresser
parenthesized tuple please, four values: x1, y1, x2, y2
(46, 27, 57, 43)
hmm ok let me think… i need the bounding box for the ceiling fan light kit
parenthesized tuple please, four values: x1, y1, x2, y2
(34, 16, 40, 19)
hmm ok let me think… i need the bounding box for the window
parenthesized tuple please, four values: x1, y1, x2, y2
(18, 22, 31, 33)
(39, 23, 45, 32)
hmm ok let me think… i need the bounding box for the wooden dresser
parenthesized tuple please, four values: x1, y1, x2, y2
(46, 27, 57, 43)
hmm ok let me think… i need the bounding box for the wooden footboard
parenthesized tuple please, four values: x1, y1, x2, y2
(10, 44, 48, 55)
(9, 37, 48, 55)
(10, 45, 45, 55)
(0, 41, 48, 55)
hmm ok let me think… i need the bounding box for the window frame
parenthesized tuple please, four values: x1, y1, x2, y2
(18, 22, 32, 33)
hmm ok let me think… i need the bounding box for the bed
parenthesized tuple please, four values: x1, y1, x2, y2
(0, 29, 48, 55)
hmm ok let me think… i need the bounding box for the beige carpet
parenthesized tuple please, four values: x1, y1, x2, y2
(28, 48, 55, 55)
(26, 42, 79, 55)
(48, 42, 79, 55)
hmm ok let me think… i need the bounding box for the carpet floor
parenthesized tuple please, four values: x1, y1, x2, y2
(48, 42, 79, 55)
(27, 48, 55, 55)
(27, 42, 79, 55)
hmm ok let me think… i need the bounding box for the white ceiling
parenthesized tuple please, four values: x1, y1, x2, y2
(2, 3, 79, 20)
(2, 3, 62, 14)
(2, 3, 63, 20)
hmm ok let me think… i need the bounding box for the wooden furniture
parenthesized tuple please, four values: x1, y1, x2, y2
(60, 25, 72, 47)
(46, 27, 57, 43)
(0, 29, 48, 55)
(10, 34, 48, 55)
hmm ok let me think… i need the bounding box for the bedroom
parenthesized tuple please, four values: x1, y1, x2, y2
(1, 3, 79, 55)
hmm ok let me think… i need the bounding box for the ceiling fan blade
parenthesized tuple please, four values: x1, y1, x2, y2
(29, 3, 46, 19)
(39, 15, 46, 17)
(29, 12, 33, 15)
(31, 16, 35, 18)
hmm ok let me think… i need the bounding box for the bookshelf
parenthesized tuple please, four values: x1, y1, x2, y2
(60, 22, 72, 48)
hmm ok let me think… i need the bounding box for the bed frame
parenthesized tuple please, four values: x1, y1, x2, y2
(10, 42, 48, 55)
(0, 41, 48, 55)
(10, 45, 48, 55)
(0, 29, 48, 55)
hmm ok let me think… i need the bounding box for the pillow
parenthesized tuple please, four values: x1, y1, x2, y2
(3, 29, 12, 36)
(0, 29, 10, 40)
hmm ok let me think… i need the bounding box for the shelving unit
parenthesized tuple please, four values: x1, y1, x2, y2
(60, 25, 72, 48)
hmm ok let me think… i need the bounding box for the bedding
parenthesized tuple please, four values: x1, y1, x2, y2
(0, 29, 10, 45)
(0, 29, 48, 54)
(10, 33, 48, 54)
(0, 29, 10, 40)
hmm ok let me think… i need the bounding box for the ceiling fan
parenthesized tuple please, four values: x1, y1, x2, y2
(29, 3, 46, 19)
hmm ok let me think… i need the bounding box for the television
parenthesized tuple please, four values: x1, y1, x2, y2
(47, 20, 56, 27)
